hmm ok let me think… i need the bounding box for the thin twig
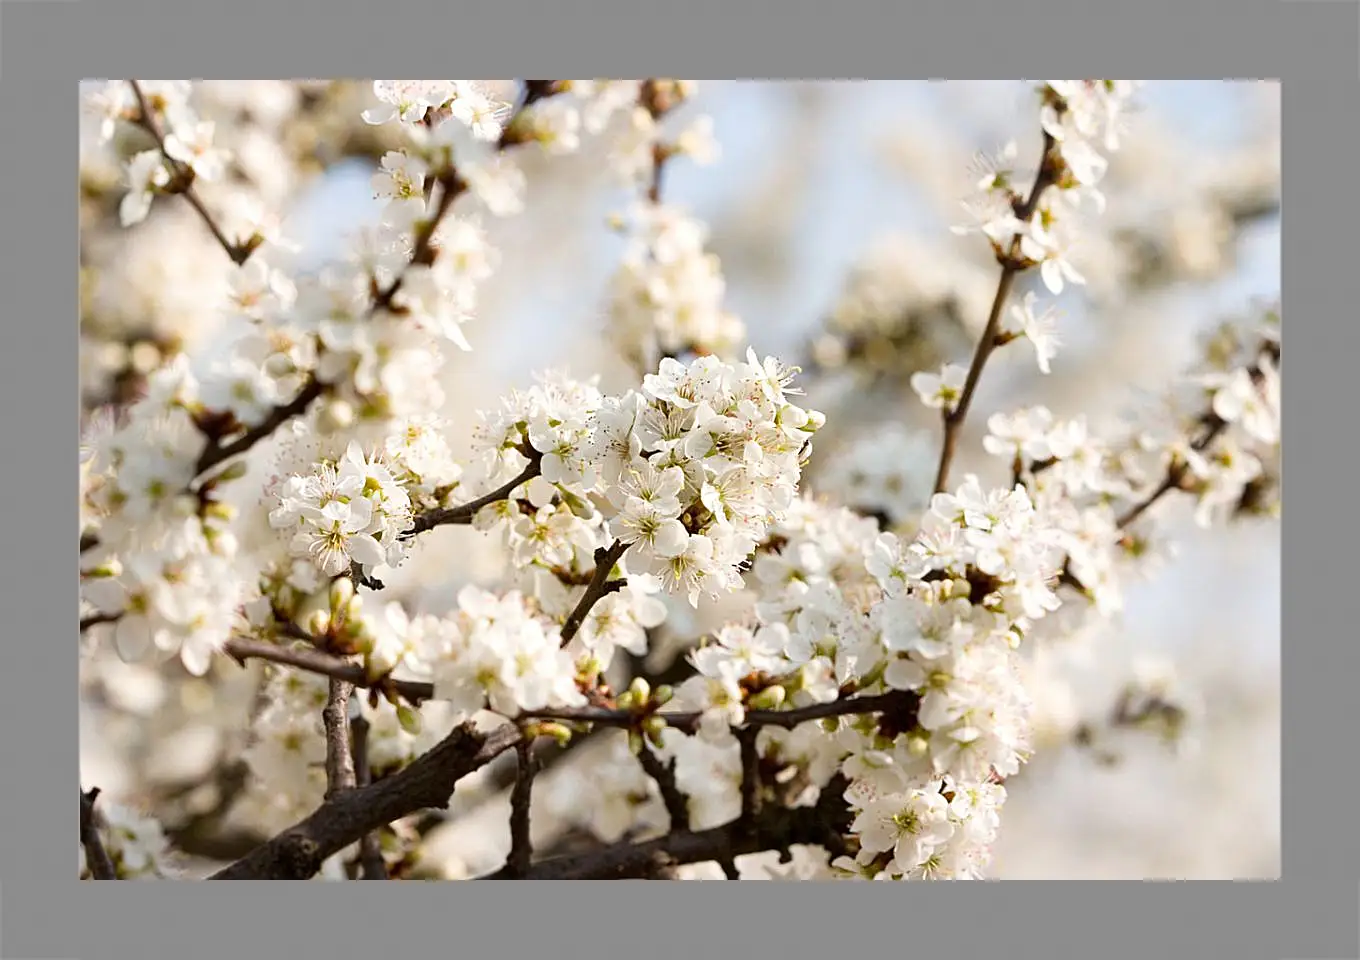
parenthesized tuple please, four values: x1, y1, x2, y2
(637, 746, 688, 829)
(403, 458, 542, 538)
(80, 612, 121, 633)
(1115, 339, 1280, 530)
(193, 378, 325, 479)
(223, 636, 434, 703)
(79, 788, 117, 880)
(932, 132, 1057, 495)
(350, 714, 387, 879)
(126, 80, 253, 266)
(559, 541, 631, 647)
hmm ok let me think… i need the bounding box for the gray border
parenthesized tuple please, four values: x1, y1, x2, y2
(12, 0, 1335, 957)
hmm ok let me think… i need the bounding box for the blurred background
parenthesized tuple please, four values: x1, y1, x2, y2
(79, 80, 1281, 880)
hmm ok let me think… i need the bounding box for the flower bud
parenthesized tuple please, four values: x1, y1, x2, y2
(396, 703, 422, 735)
(653, 685, 674, 706)
(216, 460, 250, 484)
(537, 722, 574, 748)
(627, 729, 645, 755)
(306, 610, 330, 637)
(628, 677, 651, 704)
(906, 731, 930, 757)
(344, 596, 364, 624)
(750, 685, 786, 711)
(329, 577, 355, 615)
(643, 715, 669, 749)
(616, 691, 636, 712)
(318, 399, 355, 433)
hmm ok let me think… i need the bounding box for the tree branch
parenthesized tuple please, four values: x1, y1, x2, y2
(79, 787, 117, 880)
(637, 745, 688, 830)
(127, 80, 254, 266)
(209, 721, 522, 879)
(505, 738, 539, 877)
(350, 714, 387, 879)
(933, 132, 1057, 495)
(223, 636, 435, 703)
(559, 540, 631, 647)
(402, 457, 542, 538)
(322, 679, 356, 800)
(480, 786, 849, 880)
(1116, 338, 1279, 530)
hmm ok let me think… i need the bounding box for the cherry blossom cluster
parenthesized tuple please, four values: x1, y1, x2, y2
(602, 81, 739, 368)
(607, 203, 747, 368)
(639, 480, 1063, 878)
(269, 440, 415, 578)
(463, 351, 824, 609)
(79, 360, 247, 676)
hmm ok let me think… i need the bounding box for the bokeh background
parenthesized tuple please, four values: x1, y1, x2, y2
(79, 80, 1281, 880)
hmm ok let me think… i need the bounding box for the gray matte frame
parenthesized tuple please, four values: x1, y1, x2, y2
(7, 0, 1332, 957)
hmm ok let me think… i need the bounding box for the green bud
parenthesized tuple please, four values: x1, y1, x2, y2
(344, 596, 364, 623)
(906, 731, 930, 757)
(628, 677, 651, 703)
(538, 721, 573, 748)
(643, 715, 669, 749)
(750, 685, 786, 711)
(617, 691, 636, 712)
(216, 460, 250, 484)
(653, 685, 674, 706)
(627, 729, 645, 755)
(396, 703, 422, 735)
(204, 501, 236, 523)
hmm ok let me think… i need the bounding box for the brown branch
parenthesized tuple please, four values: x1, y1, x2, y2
(505, 738, 539, 877)
(523, 689, 919, 737)
(79, 787, 117, 880)
(223, 636, 435, 703)
(193, 377, 324, 479)
(495, 80, 567, 151)
(209, 721, 522, 879)
(80, 612, 121, 633)
(127, 80, 254, 266)
(322, 679, 356, 800)
(1115, 338, 1279, 530)
(403, 457, 542, 538)
(932, 131, 1058, 495)
(224, 638, 917, 740)
(637, 746, 688, 829)
(480, 788, 849, 880)
(738, 727, 762, 822)
(559, 541, 631, 647)
(350, 714, 387, 879)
